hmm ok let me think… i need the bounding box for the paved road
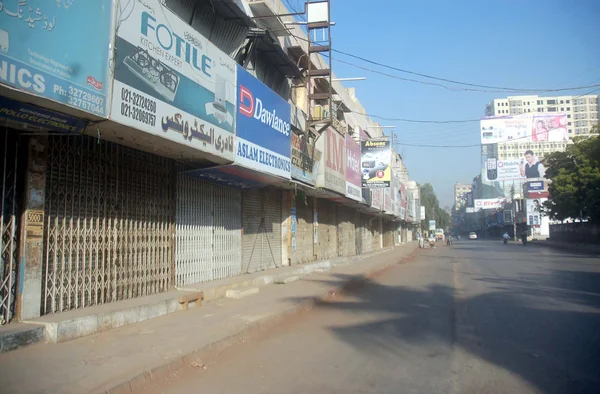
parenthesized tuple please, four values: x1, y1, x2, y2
(143, 241, 600, 394)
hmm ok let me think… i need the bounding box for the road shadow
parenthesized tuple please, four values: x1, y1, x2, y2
(285, 265, 600, 394)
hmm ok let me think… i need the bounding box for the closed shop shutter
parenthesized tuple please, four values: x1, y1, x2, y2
(316, 199, 337, 260)
(43, 136, 175, 315)
(242, 188, 282, 273)
(293, 195, 314, 265)
(383, 220, 394, 248)
(372, 216, 382, 250)
(336, 205, 355, 257)
(361, 214, 372, 254)
(354, 210, 363, 256)
(175, 175, 241, 287)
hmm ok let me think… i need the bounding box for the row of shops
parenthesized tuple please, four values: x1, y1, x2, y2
(0, 0, 416, 324)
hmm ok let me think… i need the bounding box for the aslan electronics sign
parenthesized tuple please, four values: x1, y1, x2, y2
(235, 65, 291, 179)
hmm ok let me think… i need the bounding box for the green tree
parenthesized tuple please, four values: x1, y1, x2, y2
(543, 132, 600, 222)
(419, 183, 451, 230)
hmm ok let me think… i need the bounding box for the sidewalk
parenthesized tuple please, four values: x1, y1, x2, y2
(529, 239, 600, 255)
(0, 243, 417, 394)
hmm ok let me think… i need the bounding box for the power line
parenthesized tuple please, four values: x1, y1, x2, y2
(288, 32, 600, 93)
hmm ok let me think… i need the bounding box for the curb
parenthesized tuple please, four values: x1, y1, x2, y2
(99, 245, 418, 394)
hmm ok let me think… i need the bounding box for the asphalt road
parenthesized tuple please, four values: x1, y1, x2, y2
(143, 241, 600, 394)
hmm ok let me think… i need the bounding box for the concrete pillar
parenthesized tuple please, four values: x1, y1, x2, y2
(17, 137, 47, 320)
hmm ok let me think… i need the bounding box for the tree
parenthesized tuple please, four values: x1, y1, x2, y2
(419, 183, 451, 230)
(543, 132, 600, 222)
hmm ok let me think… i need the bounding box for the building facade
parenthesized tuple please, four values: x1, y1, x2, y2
(0, 0, 415, 326)
(454, 183, 472, 211)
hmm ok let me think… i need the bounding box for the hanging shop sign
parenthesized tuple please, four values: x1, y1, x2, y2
(361, 140, 391, 188)
(111, 0, 236, 160)
(291, 133, 321, 185)
(0, 95, 87, 133)
(0, 1, 113, 117)
(316, 127, 346, 195)
(235, 65, 291, 178)
(345, 134, 362, 201)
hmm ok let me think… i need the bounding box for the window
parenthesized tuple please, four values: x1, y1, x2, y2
(568, 122, 572, 126)
(575, 114, 579, 120)
(567, 114, 571, 118)
(547, 99, 557, 105)
(575, 121, 580, 127)
(566, 107, 570, 111)
(566, 100, 570, 103)
(560, 100, 564, 104)
(537, 100, 543, 105)
(548, 107, 557, 112)
(537, 107, 544, 112)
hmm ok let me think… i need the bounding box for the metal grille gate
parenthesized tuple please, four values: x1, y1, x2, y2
(0, 132, 21, 324)
(175, 175, 241, 286)
(43, 136, 175, 315)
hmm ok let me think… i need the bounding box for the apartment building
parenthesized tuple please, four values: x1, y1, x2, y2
(485, 94, 599, 138)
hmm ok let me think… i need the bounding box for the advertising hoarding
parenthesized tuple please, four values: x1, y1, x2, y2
(235, 65, 291, 178)
(527, 181, 545, 192)
(480, 114, 567, 145)
(345, 135, 362, 201)
(485, 154, 546, 182)
(111, 0, 236, 160)
(361, 140, 391, 188)
(291, 133, 321, 185)
(316, 127, 345, 195)
(0, 1, 113, 117)
(428, 220, 436, 231)
(474, 198, 506, 211)
(526, 198, 547, 226)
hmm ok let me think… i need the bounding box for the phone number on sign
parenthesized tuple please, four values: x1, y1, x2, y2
(67, 86, 105, 115)
(119, 88, 157, 126)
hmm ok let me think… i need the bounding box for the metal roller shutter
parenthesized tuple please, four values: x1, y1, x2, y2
(336, 206, 355, 257)
(242, 188, 282, 273)
(293, 195, 314, 265)
(175, 175, 242, 287)
(361, 214, 372, 254)
(43, 136, 175, 315)
(372, 216, 382, 250)
(383, 220, 394, 248)
(354, 210, 363, 256)
(316, 199, 337, 260)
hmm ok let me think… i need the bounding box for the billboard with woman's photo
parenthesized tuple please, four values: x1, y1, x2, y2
(480, 114, 568, 144)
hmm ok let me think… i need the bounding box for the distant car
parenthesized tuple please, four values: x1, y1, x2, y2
(469, 232, 478, 240)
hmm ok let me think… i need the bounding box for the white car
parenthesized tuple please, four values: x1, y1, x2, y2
(469, 232, 478, 240)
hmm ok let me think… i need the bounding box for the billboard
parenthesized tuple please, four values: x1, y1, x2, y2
(428, 220, 436, 231)
(345, 135, 362, 201)
(480, 114, 567, 145)
(526, 198, 546, 226)
(236, 65, 291, 178)
(291, 133, 321, 185)
(474, 198, 506, 211)
(111, 0, 236, 160)
(316, 127, 345, 194)
(527, 180, 545, 192)
(0, 1, 113, 117)
(361, 140, 391, 188)
(485, 152, 546, 182)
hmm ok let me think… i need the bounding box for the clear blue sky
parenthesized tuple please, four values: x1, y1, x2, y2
(305, 0, 600, 206)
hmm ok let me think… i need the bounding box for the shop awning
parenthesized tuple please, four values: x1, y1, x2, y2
(182, 164, 287, 190)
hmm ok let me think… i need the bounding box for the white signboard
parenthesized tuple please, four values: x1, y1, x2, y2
(480, 114, 567, 145)
(111, 0, 237, 160)
(474, 198, 506, 211)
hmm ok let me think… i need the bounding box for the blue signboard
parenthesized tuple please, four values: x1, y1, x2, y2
(0, 1, 113, 117)
(527, 181, 544, 192)
(236, 65, 291, 179)
(0, 95, 87, 133)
